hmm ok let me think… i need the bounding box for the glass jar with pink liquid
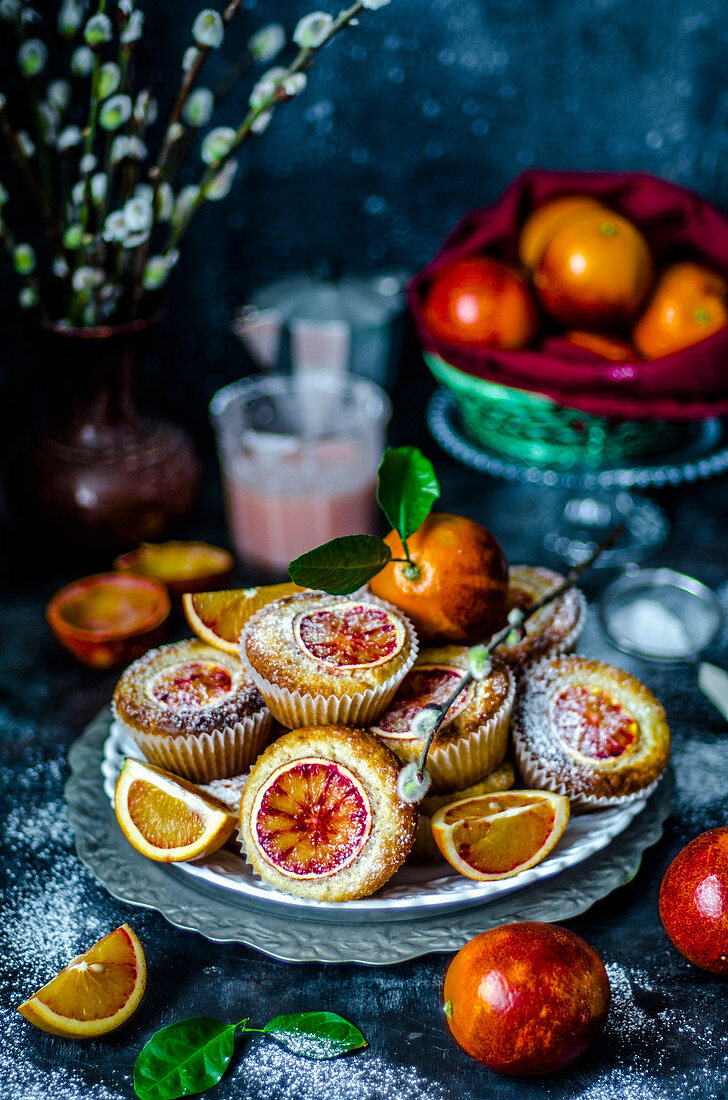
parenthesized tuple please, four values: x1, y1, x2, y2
(210, 373, 392, 572)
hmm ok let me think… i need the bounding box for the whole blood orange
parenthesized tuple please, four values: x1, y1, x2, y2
(633, 262, 728, 359)
(518, 195, 605, 270)
(564, 330, 638, 362)
(368, 513, 508, 644)
(443, 922, 610, 1075)
(659, 828, 728, 974)
(534, 209, 654, 327)
(422, 256, 538, 349)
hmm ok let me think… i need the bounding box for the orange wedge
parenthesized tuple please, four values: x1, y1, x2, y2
(17, 924, 146, 1038)
(114, 758, 237, 862)
(430, 790, 570, 881)
(183, 582, 305, 654)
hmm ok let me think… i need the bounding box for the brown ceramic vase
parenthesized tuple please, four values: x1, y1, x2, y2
(12, 318, 200, 550)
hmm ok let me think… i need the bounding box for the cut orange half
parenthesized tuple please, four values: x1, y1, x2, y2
(183, 582, 305, 654)
(17, 924, 146, 1038)
(430, 790, 570, 881)
(114, 758, 237, 862)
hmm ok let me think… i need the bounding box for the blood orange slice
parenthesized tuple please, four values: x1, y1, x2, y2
(551, 685, 638, 760)
(148, 659, 233, 710)
(371, 664, 467, 740)
(17, 924, 146, 1038)
(183, 583, 304, 655)
(293, 602, 405, 669)
(431, 790, 570, 881)
(114, 758, 237, 861)
(250, 757, 373, 878)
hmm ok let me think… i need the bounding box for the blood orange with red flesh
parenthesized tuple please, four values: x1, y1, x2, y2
(251, 757, 372, 878)
(373, 665, 466, 739)
(294, 603, 404, 668)
(149, 661, 233, 710)
(551, 685, 638, 760)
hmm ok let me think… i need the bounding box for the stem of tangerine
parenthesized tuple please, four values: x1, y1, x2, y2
(411, 522, 626, 789)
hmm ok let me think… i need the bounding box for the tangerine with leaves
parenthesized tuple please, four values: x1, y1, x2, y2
(443, 922, 610, 1075)
(534, 209, 654, 328)
(368, 513, 508, 644)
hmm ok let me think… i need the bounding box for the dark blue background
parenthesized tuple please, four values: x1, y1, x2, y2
(3, 0, 728, 443)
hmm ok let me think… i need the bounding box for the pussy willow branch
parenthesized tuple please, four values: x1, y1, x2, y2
(160, 0, 368, 257)
(412, 522, 627, 788)
(128, 0, 246, 314)
(0, 102, 66, 263)
(0, 218, 48, 322)
(150, 0, 246, 190)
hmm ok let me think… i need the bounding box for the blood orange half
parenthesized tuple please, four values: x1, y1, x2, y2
(293, 602, 405, 669)
(250, 757, 373, 879)
(551, 685, 638, 761)
(371, 664, 467, 740)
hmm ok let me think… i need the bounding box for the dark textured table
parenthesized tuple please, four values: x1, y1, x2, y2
(2, 409, 728, 1100)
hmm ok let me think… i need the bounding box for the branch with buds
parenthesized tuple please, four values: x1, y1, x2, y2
(396, 524, 626, 805)
(0, 0, 393, 326)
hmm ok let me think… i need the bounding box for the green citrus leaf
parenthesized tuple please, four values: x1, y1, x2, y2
(288, 535, 391, 595)
(377, 446, 440, 542)
(133, 1017, 236, 1100)
(263, 1011, 367, 1059)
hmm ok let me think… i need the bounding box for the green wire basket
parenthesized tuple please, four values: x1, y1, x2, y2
(425, 353, 684, 469)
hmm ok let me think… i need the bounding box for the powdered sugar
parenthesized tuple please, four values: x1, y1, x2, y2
(0, 747, 130, 1099)
(572, 961, 728, 1100)
(230, 1037, 450, 1100)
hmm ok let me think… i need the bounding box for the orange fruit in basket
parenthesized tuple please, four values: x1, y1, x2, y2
(534, 209, 654, 327)
(431, 790, 570, 880)
(422, 256, 539, 348)
(114, 540, 233, 597)
(114, 757, 237, 861)
(443, 922, 610, 1074)
(17, 924, 146, 1038)
(183, 582, 305, 654)
(564, 330, 638, 362)
(518, 195, 605, 270)
(368, 512, 508, 644)
(633, 262, 728, 359)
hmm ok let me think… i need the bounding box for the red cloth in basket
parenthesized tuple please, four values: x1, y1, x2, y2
(407, 170, 728, 420)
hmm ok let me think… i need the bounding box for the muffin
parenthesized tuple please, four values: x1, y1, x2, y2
(370, 646, 515, 791)
(409, 761, 516, 864)
(511, 656, 670, 810)
(239, 725, 417, 902)
(497, 565, 586, 675)
(240, 592, 417, 728)
(113, 638, 273, 782)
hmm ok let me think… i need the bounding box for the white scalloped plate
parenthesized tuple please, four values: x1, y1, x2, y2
(102, 717, 651, 923)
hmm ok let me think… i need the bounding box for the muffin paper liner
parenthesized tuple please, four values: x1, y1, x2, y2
(239, 596, 418, 730)
(113, 705, 274, 784)
(513, 737, 663, 812)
